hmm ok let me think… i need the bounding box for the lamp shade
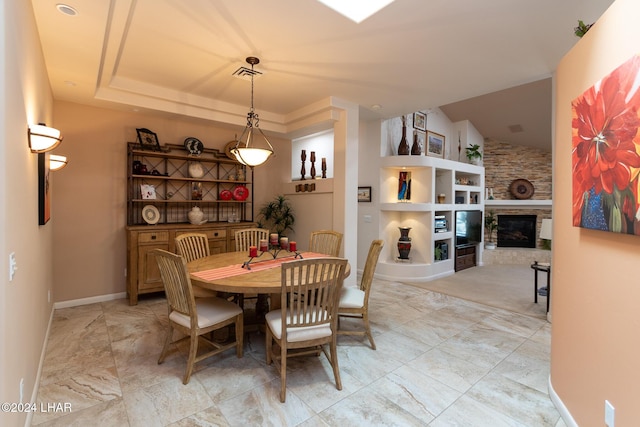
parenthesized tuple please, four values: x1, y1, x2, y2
(540, 218, 553, 240)
(28, 124, 63, 153)
(49, 154, 68, 171)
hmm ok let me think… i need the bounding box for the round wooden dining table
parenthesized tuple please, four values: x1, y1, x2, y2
(188, 250, 350, 311)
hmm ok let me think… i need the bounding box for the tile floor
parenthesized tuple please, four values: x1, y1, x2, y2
(32, 277, 565, 426)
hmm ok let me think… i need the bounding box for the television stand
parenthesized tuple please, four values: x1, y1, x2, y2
(455, 244, 477, 272)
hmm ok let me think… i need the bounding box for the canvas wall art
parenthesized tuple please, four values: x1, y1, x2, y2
(571, 54, 640, 236)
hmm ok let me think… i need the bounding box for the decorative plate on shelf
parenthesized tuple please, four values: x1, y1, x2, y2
(219, 189, 233, 200)
(232, 185, 249, 201)
(224, 140, 238, 160)
(141, 205, 160, 225)
(184, 137, 204, 156)
(509, 179, 535, 200)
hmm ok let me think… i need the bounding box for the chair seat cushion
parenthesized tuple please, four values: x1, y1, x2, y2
(339, 286, 365, 309)
(265, 309, 332, 342)
(170, 297, 242, 329)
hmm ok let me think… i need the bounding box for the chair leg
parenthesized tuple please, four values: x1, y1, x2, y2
(363, 313, 376, 350)
(183, 331, 199, 385)
(329, 339, 342, 391)
(280, 342, 287, 402)
(158, 323, 174, 364)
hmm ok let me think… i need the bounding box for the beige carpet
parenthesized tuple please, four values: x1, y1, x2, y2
(402, 264, 549, 319)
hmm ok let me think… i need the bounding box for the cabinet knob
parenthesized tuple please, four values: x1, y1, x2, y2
(214, 232, 218, 237)
(151, 235, 156, 240)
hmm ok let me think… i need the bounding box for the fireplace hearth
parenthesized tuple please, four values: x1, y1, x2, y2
(497, 214, 537, 248)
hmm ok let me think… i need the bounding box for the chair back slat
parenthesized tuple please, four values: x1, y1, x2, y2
(152, 249, 196, 319)
(309, 230, 343, 256)
(234, 228, 270, 252)
(175, 233, 210, 263)
(281, 258, 347, 329)
(360, 240, 384, 293)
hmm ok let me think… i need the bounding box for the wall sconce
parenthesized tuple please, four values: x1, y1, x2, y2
(28, 124, 63, 153)
(49, 154, 69, 171)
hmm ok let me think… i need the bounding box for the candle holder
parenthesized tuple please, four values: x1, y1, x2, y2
(242, 241, 302, 269)
(310, 151, 316, 179)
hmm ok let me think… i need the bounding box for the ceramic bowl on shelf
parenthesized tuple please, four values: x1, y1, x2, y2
(219, 189, 233, 200)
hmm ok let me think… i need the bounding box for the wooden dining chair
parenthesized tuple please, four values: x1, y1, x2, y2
(234, 228, 269, 251)
(309, 230, 343, 256)
(152, 249, 243, 384)
(338, 239, 384, 349)
(174, 233, 218, 298)
(233, 228, 270, 309)
(265, 257, 348, 402)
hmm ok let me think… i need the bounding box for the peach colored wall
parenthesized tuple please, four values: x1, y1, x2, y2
(52, 101, 291, 302)
(1, 1, 55, 426)
(552, 0, 640, 425)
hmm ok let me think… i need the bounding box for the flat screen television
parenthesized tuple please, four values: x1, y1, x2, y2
(455, 210, 483, 246)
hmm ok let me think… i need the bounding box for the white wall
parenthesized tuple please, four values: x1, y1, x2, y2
(1, 1, 56, 425)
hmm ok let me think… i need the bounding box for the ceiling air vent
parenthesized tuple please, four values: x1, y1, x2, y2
(232, 66, 262, 81)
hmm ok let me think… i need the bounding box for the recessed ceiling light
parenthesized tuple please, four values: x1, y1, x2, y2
(371, 104, 382, 110)
(64, 80, 76, 86)
(317, 0, 394, 23)
(56, 4, 78, 16)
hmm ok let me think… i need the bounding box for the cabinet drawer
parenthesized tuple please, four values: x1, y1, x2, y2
(204, 229, 226, 240)
(138, 231, 169, 244)
(175, 229, 227, 240)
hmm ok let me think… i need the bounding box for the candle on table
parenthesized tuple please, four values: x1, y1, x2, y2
(280, 237, 288, 249)
(270, 233, 278, 246)
(249, 246, 258, 257)
(259, 239, 268, 252)
(289, 241, 297, 252)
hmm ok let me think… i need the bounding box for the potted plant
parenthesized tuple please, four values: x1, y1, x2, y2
(485, 210, 498, 249)
(257, 195, 295, 237)
(465, 144, 482, 165)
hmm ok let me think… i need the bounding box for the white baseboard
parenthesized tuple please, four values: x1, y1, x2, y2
(25, 306, 55, 427)
(549, 375, 577, 427)
(54, 292, 127, 309)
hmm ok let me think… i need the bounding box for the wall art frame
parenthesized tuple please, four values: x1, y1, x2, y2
(413, 112, 426, 131)
(426, 131, 445, 158)
(358, 186, 372, 202)
(38, 152, 50, 225)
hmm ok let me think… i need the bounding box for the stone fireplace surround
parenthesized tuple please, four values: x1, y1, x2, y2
(481, 139, 552, 265)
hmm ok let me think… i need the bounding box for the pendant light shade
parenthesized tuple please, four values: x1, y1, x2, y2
(231, 57, 274, 168)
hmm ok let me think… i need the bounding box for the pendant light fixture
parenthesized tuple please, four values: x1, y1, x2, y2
(230, 57, 274, 168)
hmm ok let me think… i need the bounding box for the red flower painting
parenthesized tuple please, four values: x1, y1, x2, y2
(572, 55, 640, 235)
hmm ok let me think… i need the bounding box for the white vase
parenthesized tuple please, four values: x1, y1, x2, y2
(188, 206, 204, 224)
(188, 162, 204, 178)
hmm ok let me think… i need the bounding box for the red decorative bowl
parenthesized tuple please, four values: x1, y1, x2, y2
(219, 189, 233, 200)
(232, 185, 250, 201)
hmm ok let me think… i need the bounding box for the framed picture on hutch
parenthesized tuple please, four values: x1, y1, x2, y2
(136, 128, 161, 151)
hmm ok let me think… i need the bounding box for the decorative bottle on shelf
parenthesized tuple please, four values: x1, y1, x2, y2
(411, 130, 421, 155)
(397, 115, 410, 155)
(397, 227, 412, 260)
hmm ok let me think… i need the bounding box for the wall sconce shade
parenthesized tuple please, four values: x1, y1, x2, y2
(28, 124, 63, 153)
(230, 57, 274, 168)
(49, 154, 68, 171)
(540, 218, 553, 240)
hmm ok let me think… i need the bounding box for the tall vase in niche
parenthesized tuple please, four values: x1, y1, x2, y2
(397, 227, 412, 260)
(397, 115, 410, 155)
(411, 130, 421, 155)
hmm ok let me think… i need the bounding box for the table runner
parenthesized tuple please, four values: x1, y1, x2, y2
(191, 252, 329, 282)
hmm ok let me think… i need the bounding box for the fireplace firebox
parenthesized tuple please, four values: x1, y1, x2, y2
(497, 215, 537, 248)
